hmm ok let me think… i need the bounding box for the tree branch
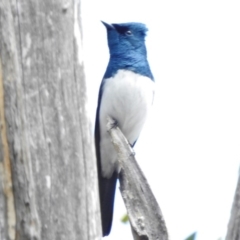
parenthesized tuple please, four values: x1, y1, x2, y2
(107, 116, 169, 240)
(226, 172, 240, 240)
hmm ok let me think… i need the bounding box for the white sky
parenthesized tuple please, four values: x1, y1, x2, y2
(81, 1, 240, 239)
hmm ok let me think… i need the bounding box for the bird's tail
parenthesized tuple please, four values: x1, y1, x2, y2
(99, 171, 118, 236)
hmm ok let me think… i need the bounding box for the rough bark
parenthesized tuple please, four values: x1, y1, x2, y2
(226, 173, 240, 240)
(107, 117, 169, 240)
(0, 1, 101, 240)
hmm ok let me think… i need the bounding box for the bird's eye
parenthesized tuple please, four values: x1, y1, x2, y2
(125, 30, 132, 36)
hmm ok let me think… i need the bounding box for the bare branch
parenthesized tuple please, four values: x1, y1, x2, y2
(226, 172, 240, 240)
(107, 116, 169, 240)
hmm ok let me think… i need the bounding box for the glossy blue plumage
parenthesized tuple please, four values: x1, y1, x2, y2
(95, 21, 154, 237)
(102, 22, 154, 80)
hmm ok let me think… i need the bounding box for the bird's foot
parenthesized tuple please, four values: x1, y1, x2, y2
(129, 147, 136, 157)
(107, 116, 118, 129)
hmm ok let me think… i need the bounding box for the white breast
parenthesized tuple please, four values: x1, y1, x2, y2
(99, 70, 155, 178)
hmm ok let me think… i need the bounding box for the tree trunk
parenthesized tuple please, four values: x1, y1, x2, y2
(0, 1, 101, 240)
(226, 173, 240, 240)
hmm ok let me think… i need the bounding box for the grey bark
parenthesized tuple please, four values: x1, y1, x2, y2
(107, 117, 169, 240)
(0, 1, 101, 240)
(226, 172, 240, 240)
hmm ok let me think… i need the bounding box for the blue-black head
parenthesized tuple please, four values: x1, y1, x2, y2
(101, 21, 153, 80)
(101, 21, 148, 57)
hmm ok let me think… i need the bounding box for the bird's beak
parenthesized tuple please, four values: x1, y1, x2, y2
(101, 21, 115, 30)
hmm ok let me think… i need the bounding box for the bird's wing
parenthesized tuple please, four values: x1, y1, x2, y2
(95, 79, 118, 236)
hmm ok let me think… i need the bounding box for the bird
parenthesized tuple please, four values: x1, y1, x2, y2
(95, 21, 155, 236)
